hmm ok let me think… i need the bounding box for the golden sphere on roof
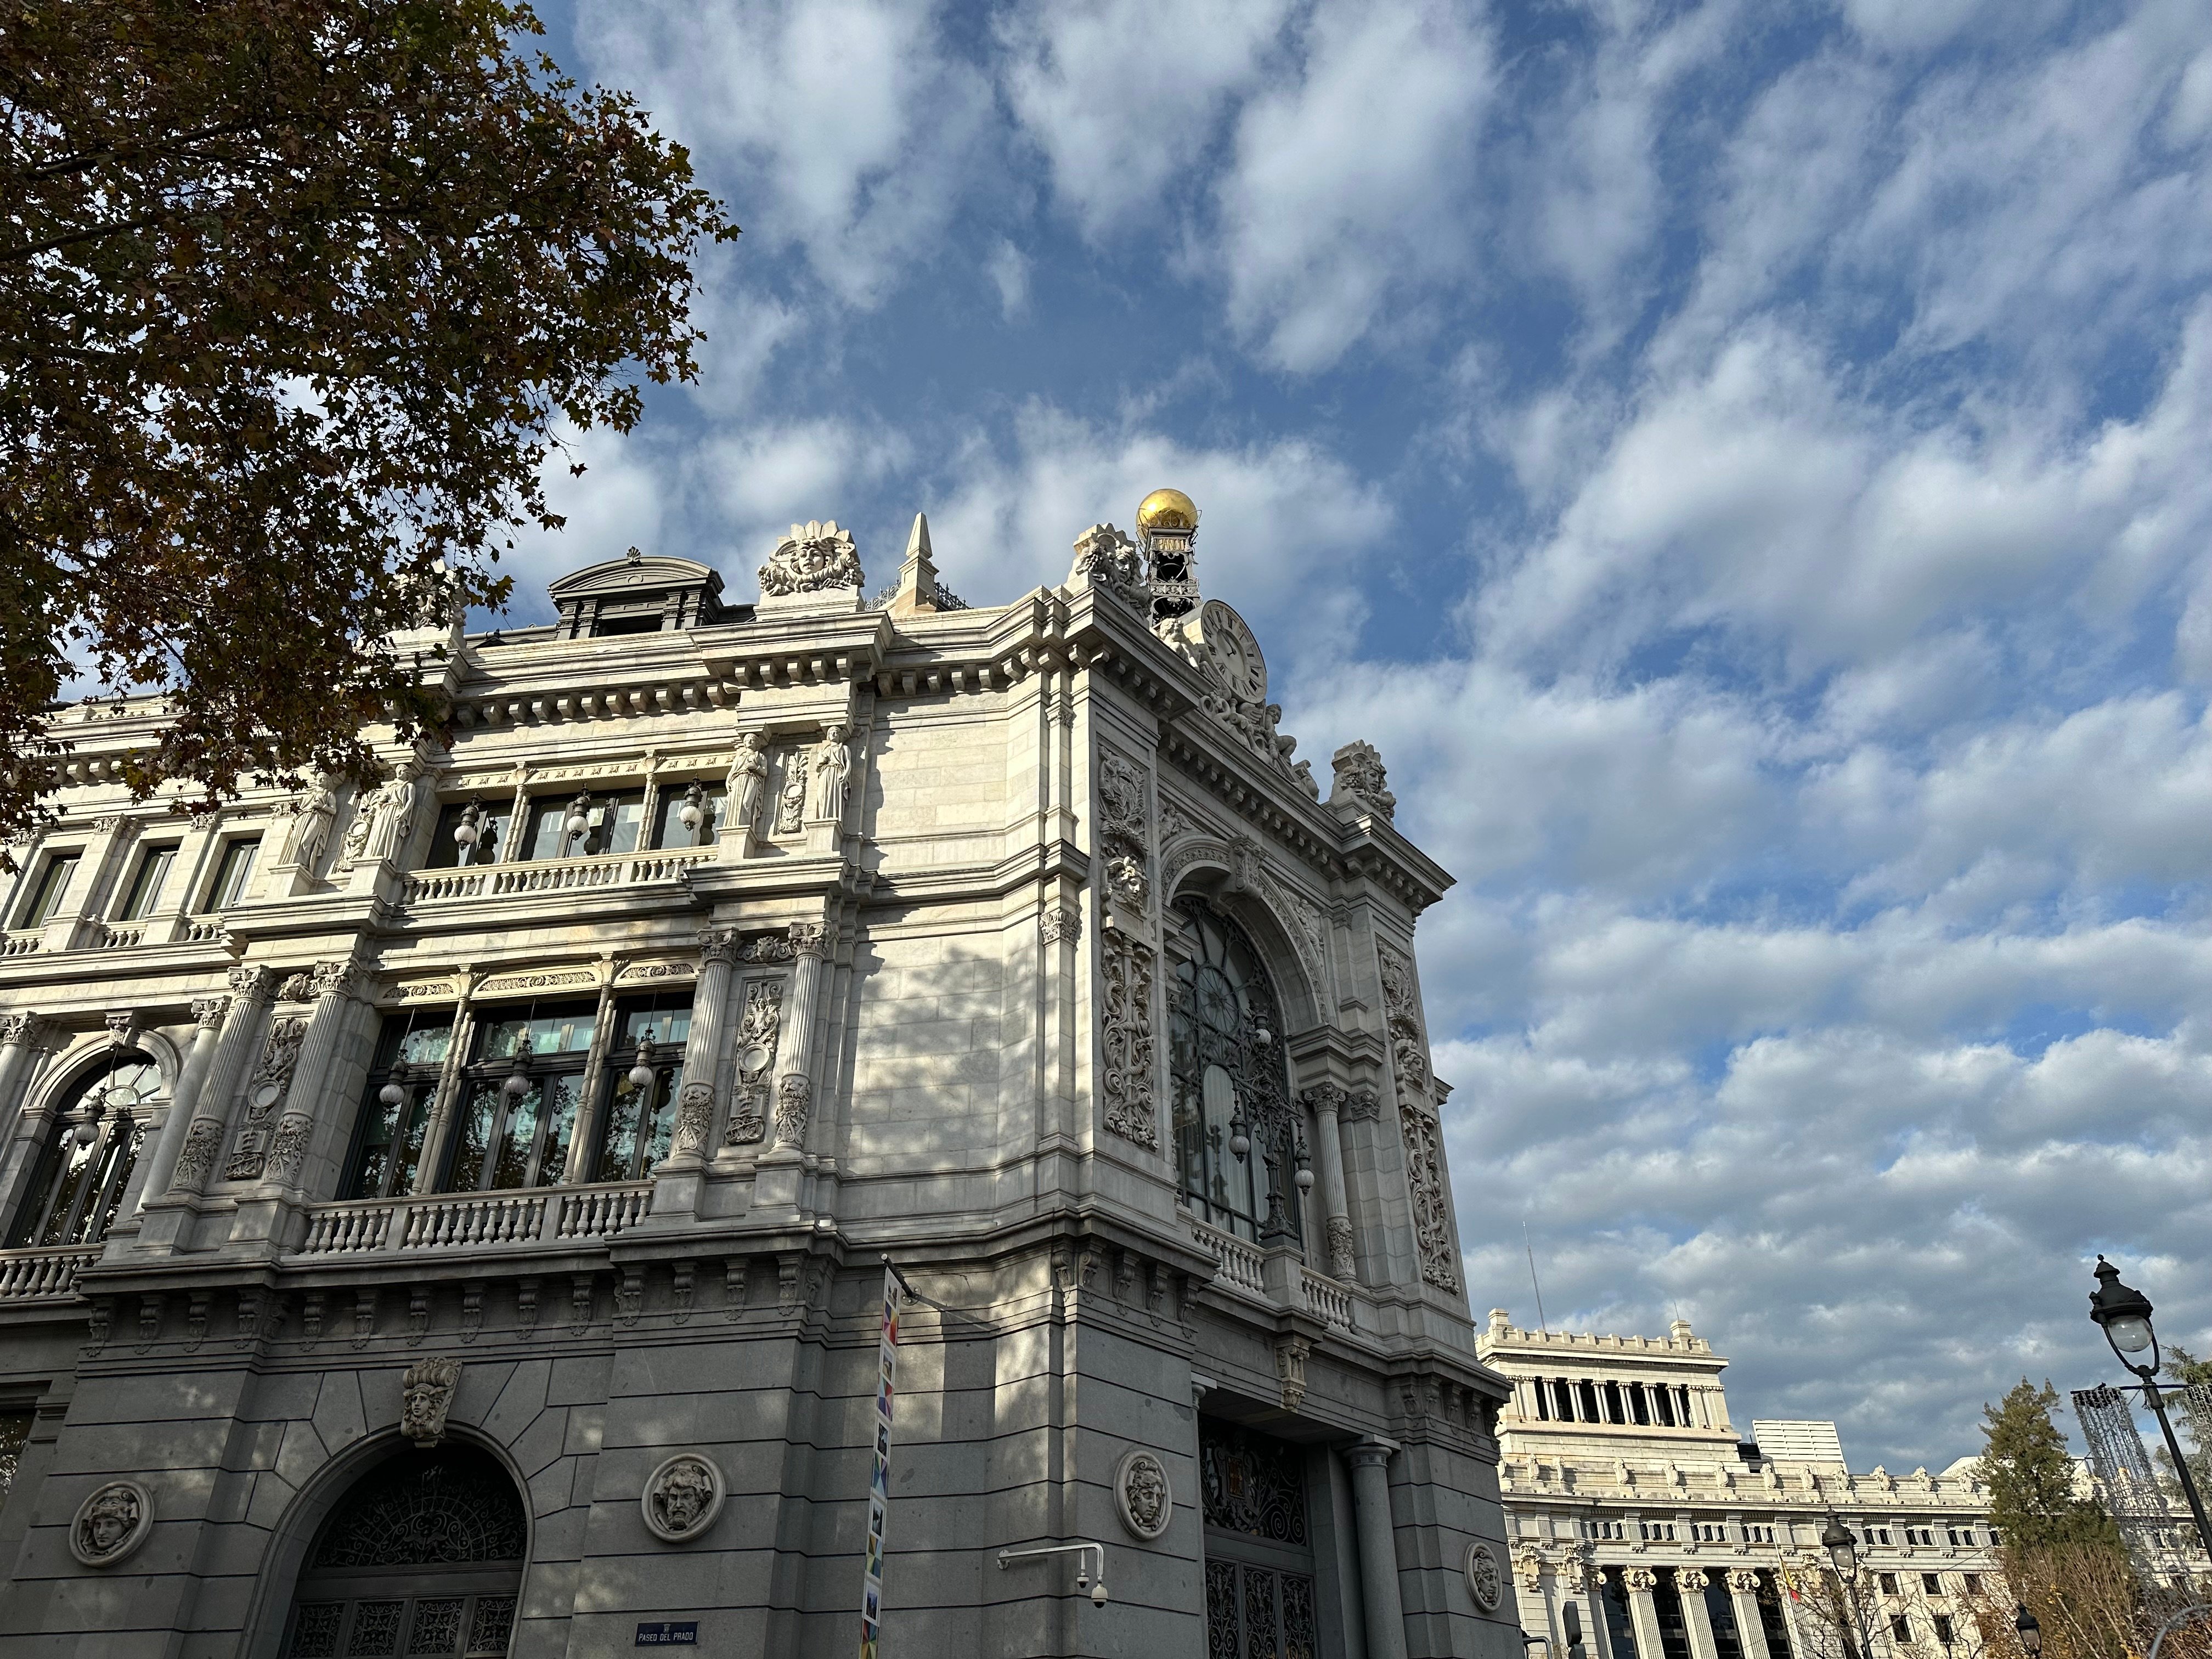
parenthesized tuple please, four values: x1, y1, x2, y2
(1137, 487, 1198, 533)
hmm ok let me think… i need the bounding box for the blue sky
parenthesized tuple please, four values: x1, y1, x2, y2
(511, 0, 2212, 1469)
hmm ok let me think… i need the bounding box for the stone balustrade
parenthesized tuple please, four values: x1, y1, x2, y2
(400, 847, 714, 906)
(295, 1181, 653, 1257)
(0, 1244, 99, 1301)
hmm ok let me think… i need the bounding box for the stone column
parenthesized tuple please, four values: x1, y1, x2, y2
(1678, 1568, 1720, 1659)
(137, 997, 228, 1203)
(1624, 1568, 1666, 1659)
(1347, 1440, 1409, 1659)
(1728, 1570, 1771, 1659)
(664, 927, 740, 1169)
(1301, 1081, 1357, 1280)
(248, 961, 364, 1199)
(166, 966, 273, 1198)
(0, 1013, 58, 1232)
(768, 922, 828, 1156)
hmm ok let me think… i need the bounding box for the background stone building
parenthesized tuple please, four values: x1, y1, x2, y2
(1481, 1312, 2018, 1659)
(0, 495, 1518, 1658)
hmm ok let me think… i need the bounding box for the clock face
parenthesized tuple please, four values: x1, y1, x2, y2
(1192, 600, 1267, 703)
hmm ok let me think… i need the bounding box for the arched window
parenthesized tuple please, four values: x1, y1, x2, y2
(283, 1444, 525, 1659)
(5, 1053, 158, 1248)
(1169, 898, 1305, 1245)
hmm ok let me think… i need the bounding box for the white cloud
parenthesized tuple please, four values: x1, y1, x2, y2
(986, 239, 1032, 320)
(997, 0, 1289, 240)
(1212, 0, 1495, 371)
(577, 0, 996, 308)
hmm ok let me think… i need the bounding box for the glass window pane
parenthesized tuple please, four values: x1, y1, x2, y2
(425, 802, 513, 869)
(594, 1088, 642, 1184)
(640, 1066, 679, 1169)
(535, 1076, 580, 1187)
(116, 847, 175, 921)
(24, 854, 79, 926)
(473, 1003, 596, 1061)
(86, 1121, 143, 1242)
(522, 800, 571, 861)
(35, 1135, 100, 1246)
(652, 785, 725, 849)
(209, 839, 259, 909)
(587, 794, 645, 857)
(618, 1005, 690, 1049)
(490, 1086, 541, 1189)
(449, 1083, 498, 1192)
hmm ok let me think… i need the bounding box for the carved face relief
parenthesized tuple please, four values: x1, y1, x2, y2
(70, 1481, 153, 1566)
(1465, 1541, 1504, 1611)
(1115, 1448, 1174, 1541)
(641, 1452, 726, 1543)
(399, 1355, 462, 1446)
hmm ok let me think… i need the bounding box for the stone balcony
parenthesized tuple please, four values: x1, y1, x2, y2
(399, 847, 715, 906)
(1186, 1214, 1359, 1335)
(294, 1181, 653, 1257)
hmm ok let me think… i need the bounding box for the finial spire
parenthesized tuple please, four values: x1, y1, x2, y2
(889, 511, 943, 616)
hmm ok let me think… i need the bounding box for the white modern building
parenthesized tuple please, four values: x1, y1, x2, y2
(0, 495, 1519, 1658)
(1477, 1312, 2010, 1659)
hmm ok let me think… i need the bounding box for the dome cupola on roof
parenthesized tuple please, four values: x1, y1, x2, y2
(1136, 487, 1198, 534)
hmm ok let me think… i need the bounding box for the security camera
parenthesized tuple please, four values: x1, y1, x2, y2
(1091, 1582, 1109, 1608)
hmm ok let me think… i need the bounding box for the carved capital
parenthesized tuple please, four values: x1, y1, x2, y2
(1, 1012, 50, 1049)
(227, 963, 273, 1000)
(310, 960, 361, 1001)
(1041, 906, 1081, 945)
(1341, 1085, 1382, 1122)
(189, 996, 229, 1031)
(1624, 1567, 1658, 1595)
(1678, 1568, 1709, 1593)
(1299, 1081, 1348, 1117)
(1727, 1568, 1763, 1594)
(698, 926, 744, 968)
(787, 922, 828, 960)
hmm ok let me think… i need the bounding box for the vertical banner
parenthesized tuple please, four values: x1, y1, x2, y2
(859, 1260, 901, 1658)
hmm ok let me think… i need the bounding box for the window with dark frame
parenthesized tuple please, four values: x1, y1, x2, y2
(1934, 1615, 1955, 1645)
(114, 844, 176, 922)
(341, 1013, 458, 1200)
(520, 792, 646, 862)
(423, 801, 513, 870)
(5, 1054, 160, 1248)
(18, 852, 79, 928)
(1167, 898, 1302, 1246)
(1891, 1617, 1912, 1644)
(206, 838, 259, 910)
(1922, 1574, 1942, 1596)
(1879, 1573, 1899, 1596)
(591, 993, 692, 1182)
(651, 781, 725, 850)
(441, 1001, 599, 1193)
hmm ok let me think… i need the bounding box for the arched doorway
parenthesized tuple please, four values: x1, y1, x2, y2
(280, 1443, 525, 1658)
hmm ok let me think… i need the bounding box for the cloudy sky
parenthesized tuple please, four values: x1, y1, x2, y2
(516, 0, 2212, 1470)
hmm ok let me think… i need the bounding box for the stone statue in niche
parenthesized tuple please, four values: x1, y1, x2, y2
(725, 732, 768, 839)
(775, 755, 806, 836)
(399, 1355, 462, 1446)
(344, 766, 421, 865)
(812, 724, 855, 823)
(280, 781, 337, 872)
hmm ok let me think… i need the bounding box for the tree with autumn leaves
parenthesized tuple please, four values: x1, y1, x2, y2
(0, 0, 736, 855)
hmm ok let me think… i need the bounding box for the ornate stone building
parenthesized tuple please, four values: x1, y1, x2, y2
(1480, 1313, 2017, 1659)
(0, 496, 1517, 1658)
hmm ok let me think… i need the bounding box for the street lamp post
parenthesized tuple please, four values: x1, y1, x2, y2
(1820, 1517, 1874, 1659)
(2087, 1256, 2212, 1556)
